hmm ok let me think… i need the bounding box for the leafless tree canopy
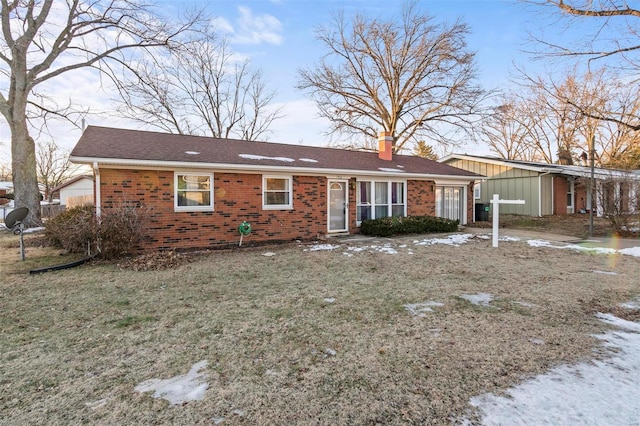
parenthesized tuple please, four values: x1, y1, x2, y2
(36, 140, 78, 202)
(0, 0, 202, 226)
(482, 68, 640, 167)
(116, 32, 282, 141)
(525, 0, 640, 130)
(296, 1, 485, 152)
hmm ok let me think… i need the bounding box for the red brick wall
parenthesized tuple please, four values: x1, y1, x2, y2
(99, 169, 328, 250)
(98, 170, 454, 249)
(553, 177, 569, 215)
(407, 180, 436, 217)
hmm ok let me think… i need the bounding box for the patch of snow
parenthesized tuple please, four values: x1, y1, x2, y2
(460, 293, 494, 306)
(513, 301, 537, 308)
(593, 270, 617, 275)
(85, 398, 109, 409)
(343, 252, 353, 257)
(527, 239, 617, 255)
(298, 158, 318, 163)
(404, 301, 444, 317)
(304, 244, 341, 251)
(618, 246, 640, 257)
(414, 234, 474, 247)
(529, 338, 545, 345)
(262, 252, 276, 257)
(498, 235, 520, 242)
(238, 154, 295, 162)
(324, 298, 335, 303)
(23, 226, 45, 234)
(620, 297, 640, 310)
(396, 165, 405, 168)
(378, 167, 405, 173)
(464, 313, 640, 425)
(134, 360, 209, 405)
(184, 151, 200, 155)
(212, 417, 225, 424)
(347, 246, 367, 253)
(325, 348, 337, 356)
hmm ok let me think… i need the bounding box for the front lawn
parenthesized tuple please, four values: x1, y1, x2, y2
(1, 231, 639, 424)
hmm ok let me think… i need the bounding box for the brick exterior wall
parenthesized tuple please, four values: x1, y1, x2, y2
(406, 180, 436, 216)
(553, 176, 569, 215)
(97, 169, 460, 250)
(99, 169, 328, 250)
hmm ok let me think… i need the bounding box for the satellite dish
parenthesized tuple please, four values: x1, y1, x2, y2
(5, 207, 29, 261)
(5, 207, 29, 230)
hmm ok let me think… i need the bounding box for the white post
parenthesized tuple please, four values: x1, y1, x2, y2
(492, 194, 500, 248)
(490, 194, 525, 248)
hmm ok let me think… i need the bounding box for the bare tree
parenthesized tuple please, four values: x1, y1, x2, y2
(116, 33, 282, 140)
(0, 162, 10, 181)
(482, 97, 543, 161)
(36, 141, 78, 202)
(0, 0, 201, 226)
(296, 1, 485, 153)
(484, 69, 619, 164)
(525, 0, 640, 130)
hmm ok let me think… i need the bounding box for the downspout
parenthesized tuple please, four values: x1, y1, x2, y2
(538, 170, 552, 217)
(93, 162, 101, 218)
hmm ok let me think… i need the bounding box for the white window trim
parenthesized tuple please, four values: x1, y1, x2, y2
(356, 179, 407, 225)
(262, 175, 293, 210)
(474, 183, 481, 200)
(174, 172, 214, 212)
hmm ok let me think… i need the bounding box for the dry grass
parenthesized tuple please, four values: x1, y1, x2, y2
(1, 230, 639, 425)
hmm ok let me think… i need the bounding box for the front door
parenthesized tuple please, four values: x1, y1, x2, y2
(328, 180, 348, 232)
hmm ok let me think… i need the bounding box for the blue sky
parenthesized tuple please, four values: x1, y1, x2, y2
(184, 0, 535, 152)
(0, 0, 597, 162)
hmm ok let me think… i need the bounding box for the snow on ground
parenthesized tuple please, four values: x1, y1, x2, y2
(527, 239, 618, 255)
(404, 301, 444, 317)
(304, 243, 341, 252)
(460, 293, 494, 306)
(413, 233, 475, 246)
(619, 246, 640, 257)
(465, 311, 640, 426)
(593, 270, 618, 275)
(134, 360, 209, 405)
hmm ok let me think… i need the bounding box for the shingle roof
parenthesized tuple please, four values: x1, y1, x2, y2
(440, 153, 639, 180)
(70, 126, 481, 179)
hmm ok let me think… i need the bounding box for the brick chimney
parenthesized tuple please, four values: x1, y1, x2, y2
(378, 131, 393, 161)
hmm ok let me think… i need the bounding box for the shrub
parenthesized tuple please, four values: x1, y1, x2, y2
(360, 215, 459, 237)
(45, 202, 148, 258)
(97, 203, 149, 259)
(45, 205, 97, 253)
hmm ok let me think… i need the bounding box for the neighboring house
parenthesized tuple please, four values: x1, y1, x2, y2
(50, 175, 94, 207)
(69, 126, 482, 250)
(439, 154, 640, 219)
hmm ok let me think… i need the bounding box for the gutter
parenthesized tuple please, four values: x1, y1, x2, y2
(93, 162, 101, 217)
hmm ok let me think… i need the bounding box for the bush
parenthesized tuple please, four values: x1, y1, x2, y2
(45, 202, 148, 259)
(97, 203, 149, 259)
(359, 215, 459, 237)
(45, 205, 96, 253)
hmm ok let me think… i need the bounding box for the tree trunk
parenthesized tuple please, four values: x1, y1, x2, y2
(11, 122, 43, 227)
(7, 44, 43, 228)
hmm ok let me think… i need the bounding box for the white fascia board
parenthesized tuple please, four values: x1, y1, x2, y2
(69, 156, 479, 182)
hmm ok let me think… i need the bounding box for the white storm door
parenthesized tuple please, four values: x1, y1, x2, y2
(328, 180, 348, 232)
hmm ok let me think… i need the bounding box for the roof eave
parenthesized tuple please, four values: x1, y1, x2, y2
(69, 156, 480, 181)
